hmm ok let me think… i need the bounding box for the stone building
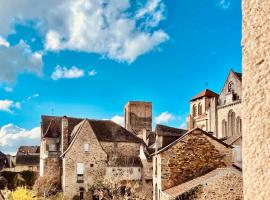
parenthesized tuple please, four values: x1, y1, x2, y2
(186, 70, 242, 168)
(242, 0, 270, 199)
(40, 101, 153, 199)
(152, 128, 242, 200)
(187, 69, 242, 141)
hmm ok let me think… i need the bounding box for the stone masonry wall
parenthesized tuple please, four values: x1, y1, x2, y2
(242, 0, 270, 199)
(160, 130, 232, 190)
(63, 120, 107, 199)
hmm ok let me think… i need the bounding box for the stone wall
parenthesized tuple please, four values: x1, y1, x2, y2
(63, 120, 107, 199)
(242, 0, 270, 199)
(159, 130, 232, 190)
(217, 102, 241, 138)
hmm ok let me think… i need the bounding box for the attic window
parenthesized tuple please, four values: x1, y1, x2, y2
(84, 143, 90, 153)
(228, 81, 234, 92)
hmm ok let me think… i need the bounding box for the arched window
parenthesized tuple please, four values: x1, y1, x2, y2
(192, 104, 197, 117)
(228, 81, 234, 93)
(222, 119, 228, 137)
(228, 110, 236, 136)
(198, 103, 202, 115)
(236, 117, 242, 135)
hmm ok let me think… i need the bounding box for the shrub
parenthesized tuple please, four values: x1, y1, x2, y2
(0, 176, 8, 189)
(11, 187, 37, 200)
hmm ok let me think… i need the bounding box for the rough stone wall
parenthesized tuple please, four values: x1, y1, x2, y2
(217, 102, 242, 138)
(63, 120, 107, 199)
(242, 0, 270, 199)
(160, 130, 232, 190)
(124, 101, 152, 134)
(100, 142, 140, 157)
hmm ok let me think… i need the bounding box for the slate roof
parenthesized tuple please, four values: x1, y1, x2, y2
(107, 156, 142, 167)
(190, 89, 219, 101)
(224, 135, 242, 146)
(156, 124, 187, 137)
(164, 168, 242, 198)
(153, 128, 232, 156)
(17, 146, 40, 155)
(16, 155, 40, 166)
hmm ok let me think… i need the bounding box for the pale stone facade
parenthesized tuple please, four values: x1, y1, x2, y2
(242, 0, 270, 199)
(187, 70, 242, 142)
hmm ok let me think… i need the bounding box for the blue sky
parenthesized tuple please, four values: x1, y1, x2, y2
(0, 0, 241, 154)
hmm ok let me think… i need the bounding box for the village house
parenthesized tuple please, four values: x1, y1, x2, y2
(152, 128, 243, 200)
(0, 146, 39, 172)
(40, 101, 154, 199)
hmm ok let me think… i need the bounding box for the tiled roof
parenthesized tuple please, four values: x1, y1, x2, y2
(164, 168, 241, 198)
(107, 156, 142, 167)
(156, 124, 187, 137)
(153, 128, 232, 155)
(191, 89, 219, 101)
(17, 146, 40, 155)
(224, 135, 242, 145)
(88, 119, 143, 143)
(16, 155, 40, 166)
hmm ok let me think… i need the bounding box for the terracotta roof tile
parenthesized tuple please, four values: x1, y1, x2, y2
(191, 89, 219, 101)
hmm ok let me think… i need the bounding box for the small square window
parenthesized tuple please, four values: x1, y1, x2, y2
(84, 143, 90, 152)
(90, 164, 94, 167)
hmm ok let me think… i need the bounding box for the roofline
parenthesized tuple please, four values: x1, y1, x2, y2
(190, 89, 219, 102)
(151, 128, 232, 156)
(219, 69, 242, 95)
(155, 124, 187, 136)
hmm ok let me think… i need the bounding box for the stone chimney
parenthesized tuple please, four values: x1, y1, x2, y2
(61, 116, 69, 153)
(124, 101, 152, 135)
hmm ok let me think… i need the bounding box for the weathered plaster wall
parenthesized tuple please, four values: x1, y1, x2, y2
(242, 0, 270, 199)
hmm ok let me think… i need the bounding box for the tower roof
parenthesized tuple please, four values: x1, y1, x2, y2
(190, 89, 219, 101)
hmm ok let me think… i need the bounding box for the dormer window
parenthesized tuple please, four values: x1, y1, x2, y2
(84, 143, 90, 153)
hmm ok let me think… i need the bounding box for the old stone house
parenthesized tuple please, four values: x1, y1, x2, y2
(40, 101, 153, 199)
(152, 128, 242, 200)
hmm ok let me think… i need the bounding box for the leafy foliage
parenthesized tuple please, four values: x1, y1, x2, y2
(11, 187, 37, 200)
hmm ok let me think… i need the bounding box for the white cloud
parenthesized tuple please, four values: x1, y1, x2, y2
(4, 87, 13, 93)
(0, 100, 21, 113)
(0, 40, 43, 83)
(155, 111, 174, 124)
(27, 93, 39, 100)
(89, 69, 97, 76)
(51, 65, 85, 80)
(0, 124, 40, 154)
(0, 36, 9, 47)
(0, 0, 169, 63)
(111, 115, 124, 127)
(217, 0, 231, 10)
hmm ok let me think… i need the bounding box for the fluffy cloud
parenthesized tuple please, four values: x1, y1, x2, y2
(89, 69, 97, 76)
(111, 115, 124, 127)
(155, 111, 174, 124)
(217, 0, 231, 10)
(51, 65, 85, 80)
(0, 0, 168, 63)
(0, 124, 40, 155)
(0, 100, 21, 113)
(0, 40, 43, 83)
(4, 87, 13, 93)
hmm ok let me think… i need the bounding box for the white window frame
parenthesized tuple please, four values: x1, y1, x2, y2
(84, 143, 90, 153)
(77, 163, 84, 175)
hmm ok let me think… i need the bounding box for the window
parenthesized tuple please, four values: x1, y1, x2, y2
(222, 120, 228, 137)
(228, 81, 234, 92)
(84, 143, 90, 153)
(49, 144, 56, 151)
(236, 117, 242, 135)
(77, 163, 84, 183)
(192, 104, 197, 117)
(198, 103, 202, 115)
(90, 164, 94, 167)
(79, 187, 84, 200)
(155, 157, 157, 176)
(228, 110, 236, 136)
